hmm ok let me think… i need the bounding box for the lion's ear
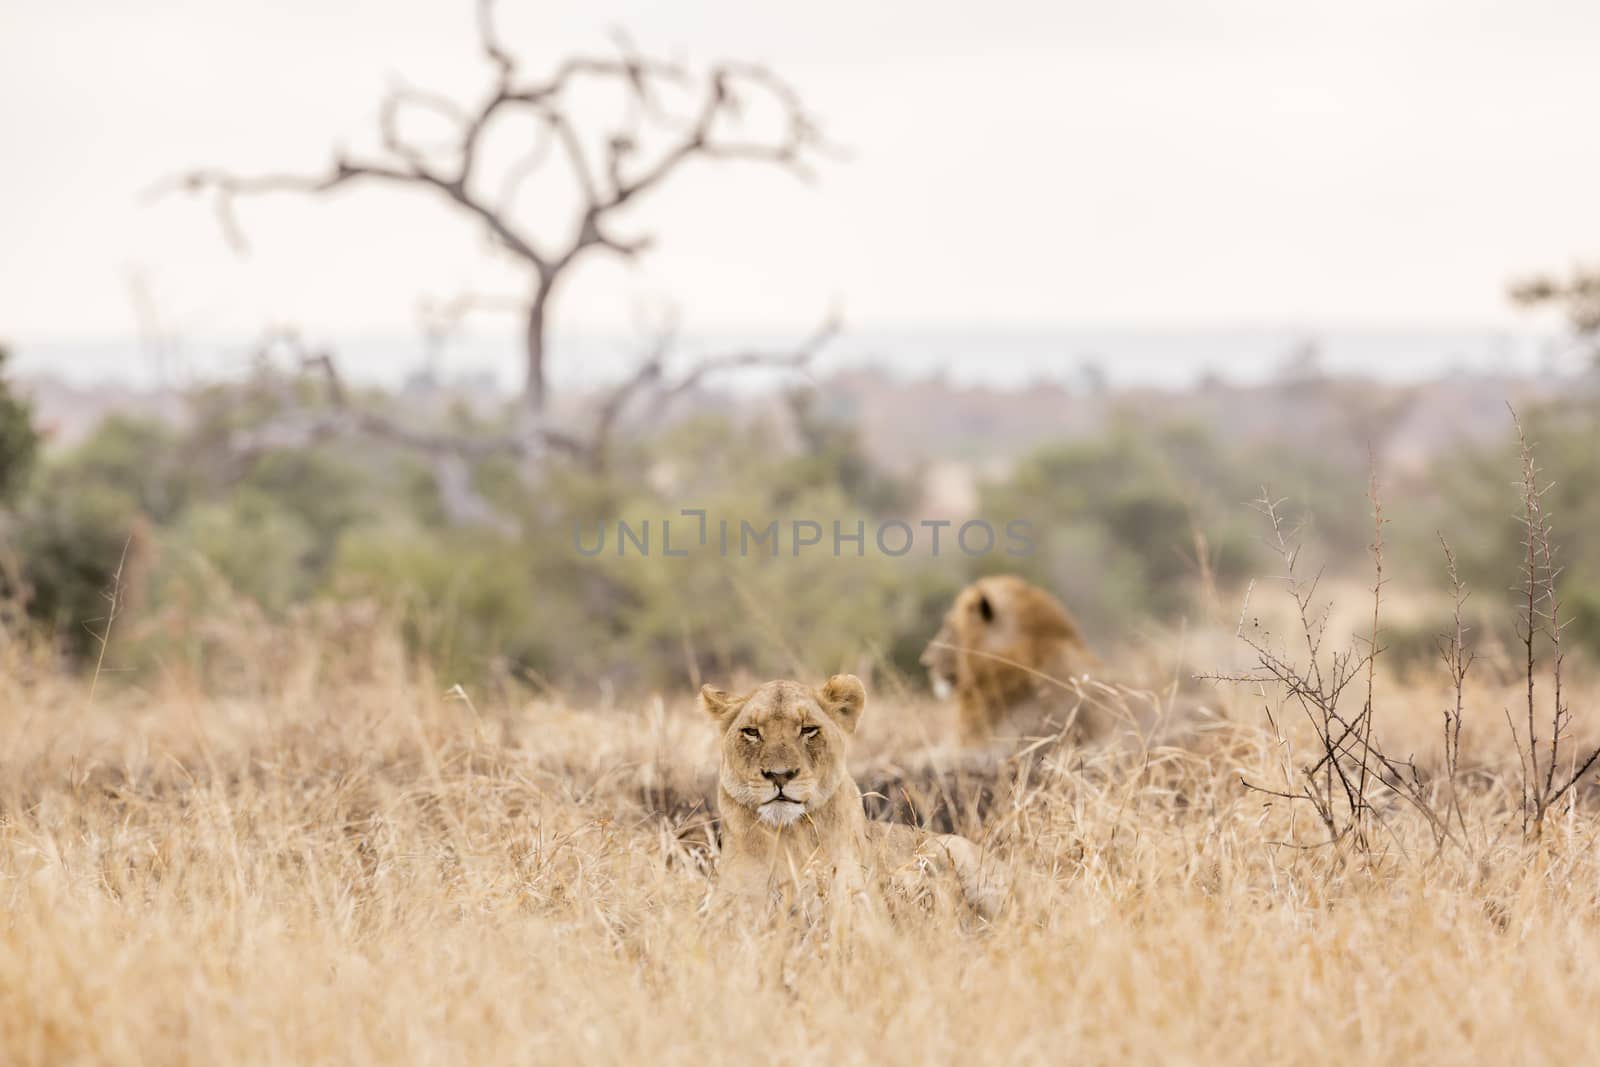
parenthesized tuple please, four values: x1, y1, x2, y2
(977, 593, 995, 623)
(818, 674, 866, 734)
(700, 684, 737, 727)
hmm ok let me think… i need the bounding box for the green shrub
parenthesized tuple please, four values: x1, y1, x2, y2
(10, 480, 146, 655)
(175, 492, 319, 613)
(0, 345, 38, 506)
(1415, 398, 1600, 659)
(979, 419, 1260, 634)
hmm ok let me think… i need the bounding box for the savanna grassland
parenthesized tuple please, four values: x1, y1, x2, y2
(6, 4, 1600, 1057)
(4, 593, 1600, 1067)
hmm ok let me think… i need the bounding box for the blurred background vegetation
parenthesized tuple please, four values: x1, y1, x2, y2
(5, 334, 1598, 696)
(7, 5, 1599, 703)
(3, 0, 1600, 711)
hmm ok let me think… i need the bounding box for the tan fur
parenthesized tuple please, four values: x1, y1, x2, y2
(920, 574, 1104, 747)
(702, 675, 1003, 919)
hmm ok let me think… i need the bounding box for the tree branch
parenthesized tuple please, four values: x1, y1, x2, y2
(585, 309, 838, 471)
(233, 331, 584, 465)
(642, 312, 839, 421)
(154, 0, 831, 418)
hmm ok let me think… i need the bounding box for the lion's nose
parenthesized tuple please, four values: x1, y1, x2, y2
(762, 768, 798, 787)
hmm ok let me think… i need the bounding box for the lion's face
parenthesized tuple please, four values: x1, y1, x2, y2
(702, 675, 865, 828)
(919, 575, 1082, 701)
(919, 580, 1003, 697)
(920, 615, 963, 700)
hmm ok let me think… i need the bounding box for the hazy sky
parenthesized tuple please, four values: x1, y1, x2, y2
(3, 0, 1599, 355)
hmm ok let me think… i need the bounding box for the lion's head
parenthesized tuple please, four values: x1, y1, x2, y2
(919, 574, 1094, 742)
(701, 675, 865, 828)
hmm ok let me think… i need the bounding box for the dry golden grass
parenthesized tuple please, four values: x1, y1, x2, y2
(4, 621, 1600, 1067)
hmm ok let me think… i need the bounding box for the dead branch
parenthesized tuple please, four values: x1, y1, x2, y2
(152, 0, 831, 421)
(1436, 533, 1473, 847)
(1354, 450, 1386, 831)
(238, 327, 581, 459)
(230, 308, 833, 522)
(1206, 486, 1468, 855)
(589, 330, 674, 468)
(587, 309, 837, 472)
(229, 329, 557, 530)
(1203, 490, 1373, 846)
(1506, 403, 1593, 833)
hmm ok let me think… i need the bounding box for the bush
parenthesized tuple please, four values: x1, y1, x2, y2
(60, 415, 195, 523)
(0, 345, 38, 506)
(979, 419, 1261, 635)
(10, 481, 148, 656)
(175, 492, 319, 613)
(1417, 398, 1600, 659)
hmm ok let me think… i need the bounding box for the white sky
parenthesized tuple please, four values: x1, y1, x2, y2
(3, 0, 1599, 355)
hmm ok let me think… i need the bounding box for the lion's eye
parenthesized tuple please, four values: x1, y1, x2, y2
(800, 725, 821, 739)
(740, 727, 761, 742)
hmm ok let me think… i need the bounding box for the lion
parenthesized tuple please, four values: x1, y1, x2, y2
(919, 574, 1106, 747)
(701, 673, 1004, 919)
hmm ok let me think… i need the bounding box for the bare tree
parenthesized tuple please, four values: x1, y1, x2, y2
(156, 0, 833, 454)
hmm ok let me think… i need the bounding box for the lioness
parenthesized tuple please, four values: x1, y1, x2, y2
(702, 674, 1003, 918)
(920, 574, 1106, 747)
